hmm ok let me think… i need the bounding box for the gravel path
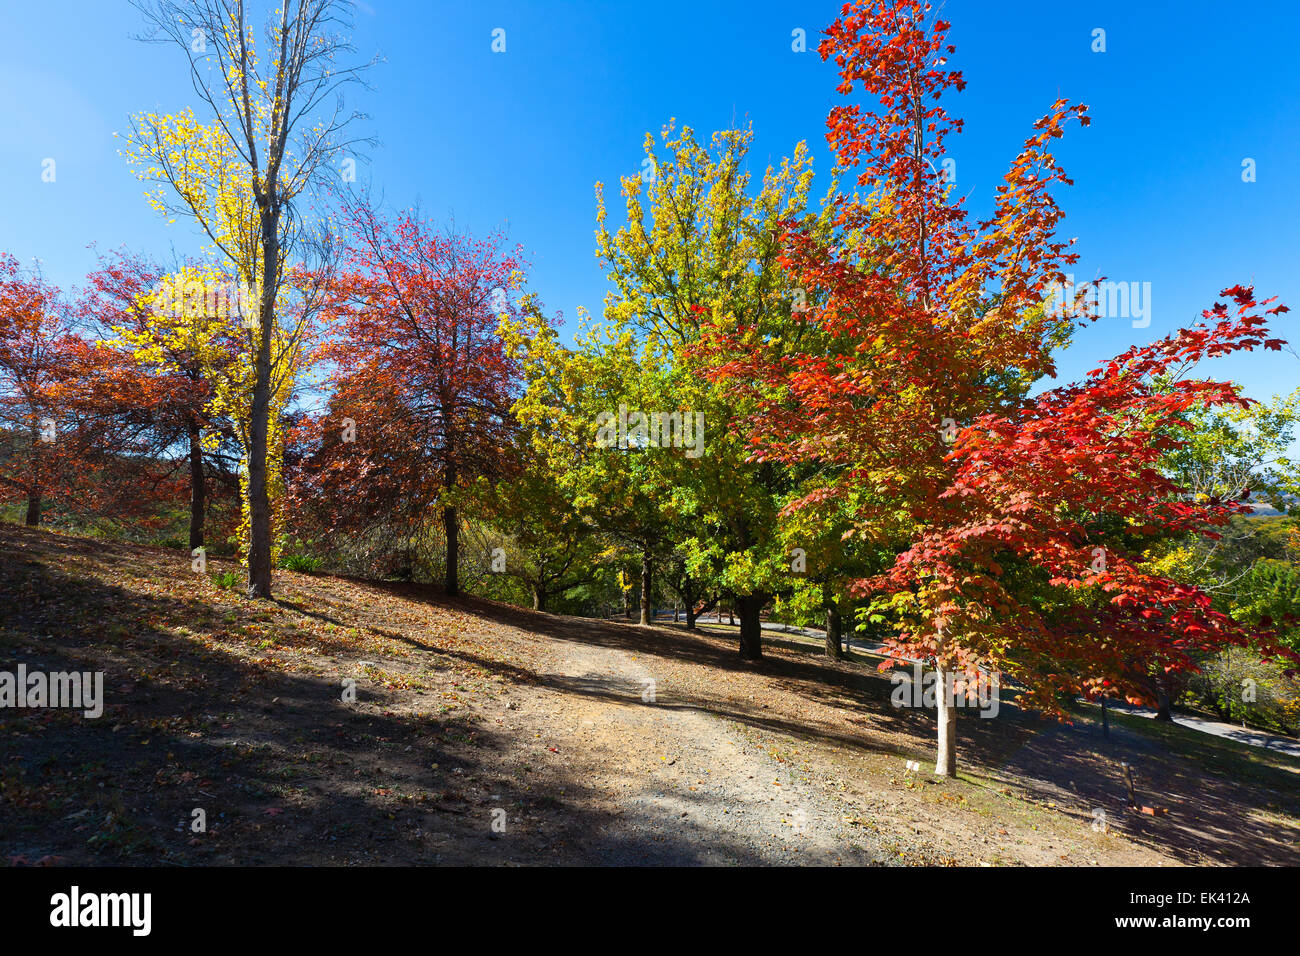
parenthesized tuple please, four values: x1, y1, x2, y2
(517, 633, 887, 865)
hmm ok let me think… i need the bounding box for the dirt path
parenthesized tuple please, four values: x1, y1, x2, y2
(510, 634, 885, 864)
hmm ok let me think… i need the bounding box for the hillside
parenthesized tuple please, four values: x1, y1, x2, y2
(2, 522, 1297, 866)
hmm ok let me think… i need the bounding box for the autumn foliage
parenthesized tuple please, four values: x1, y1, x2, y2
(0, 254, 145, 526)
(874, 285, 1296, 714)
(290, 199, 539, 592)
(695, 0, 1293, 771)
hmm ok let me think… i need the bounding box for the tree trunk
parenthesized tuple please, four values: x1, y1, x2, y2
(737, 594, 765, 661)
(246, 211, 279, 601)
(639, 545, 652, 625)
(1154, 690, 1173, 721)
(24, 489, 41, 527)
(443, 503, 459, 596)
(1154, 675, 1174, 722)
(532, 586, 544, 612)
(825, 601, 844, 660)
(687, 593, 716, 632)
(246, 378, 273, 599)
(188, 423, 205, 550)
(675, 580, 699, 629)
(934, 663, 958, 777)
(26, 422, 42, 526)
(934, 623, 957, 776)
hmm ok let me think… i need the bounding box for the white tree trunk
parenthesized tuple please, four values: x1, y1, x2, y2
(934, 622, 956, 776)
(934, 662, 957, 776)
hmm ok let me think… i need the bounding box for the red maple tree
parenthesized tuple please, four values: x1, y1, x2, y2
(701, 0, 1293, 773)
(0, 253, 121, 526)
(290, 200, 539, 592)
(875, 285, 1295, 721)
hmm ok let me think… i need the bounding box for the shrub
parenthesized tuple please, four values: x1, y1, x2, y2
(279, 554, 323, 573)
(211, 570, 243, 591)
(1186, 646, 1300, 736)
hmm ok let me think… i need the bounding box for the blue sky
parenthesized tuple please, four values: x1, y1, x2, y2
(2, 0, 1297, 405)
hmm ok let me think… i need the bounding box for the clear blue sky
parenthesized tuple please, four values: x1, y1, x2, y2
(2, 0, 1297, 405)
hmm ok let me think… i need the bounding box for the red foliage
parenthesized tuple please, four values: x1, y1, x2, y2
(0, 253, 132, 525)
(701, 0, 1294, 719)
(78, 248, 245, 542)
(874, 286, 1296, 711)
(289, 200, 542, 585)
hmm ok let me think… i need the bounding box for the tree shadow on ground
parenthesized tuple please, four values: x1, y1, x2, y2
(0, 525, 827, 865)
(408, 585, 1300, 866)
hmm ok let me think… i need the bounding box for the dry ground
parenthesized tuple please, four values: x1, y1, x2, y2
(2, 523, 1298, 866)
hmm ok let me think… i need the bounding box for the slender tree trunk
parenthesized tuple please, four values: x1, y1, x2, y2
(639, 544, 652, 625)
(188, 423, 205, 550)
(246, 211, 279, 600)
(443, 503, 459, 596)
(532, 586, 544, 612)
(935, 666, 958, 776)
(844, 598, 858, 651)
(26, 424, 42, 526)
(934, 625, 957, 776)
(676, 581, 697, 628)
(737, 594, 765, 661)
(246, 379, 273, 599)
(673, 603, 679, 622)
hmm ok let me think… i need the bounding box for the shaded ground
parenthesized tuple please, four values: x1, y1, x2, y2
(689, 612, 1300, 758)
(2, 523, 1297, 865)
(1101, 700, 1300, 758)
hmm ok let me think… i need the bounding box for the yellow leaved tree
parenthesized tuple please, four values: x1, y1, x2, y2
(122, 0, 371, 596)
